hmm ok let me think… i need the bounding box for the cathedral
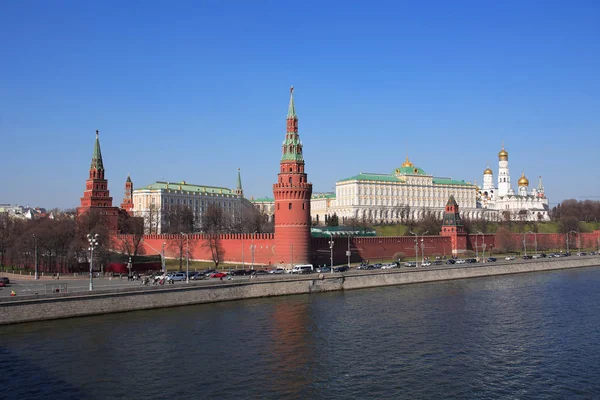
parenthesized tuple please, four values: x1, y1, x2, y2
(477, 144, 550, 221)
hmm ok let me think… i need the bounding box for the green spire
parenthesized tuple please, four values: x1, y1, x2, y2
(237, 168, 242, 191)
(446, 195, 458, 207)
(126, 173, 132, 183)
(281, 87, 304, 162)
(287, 86, 296, 119)
(91, 129, 104, 171)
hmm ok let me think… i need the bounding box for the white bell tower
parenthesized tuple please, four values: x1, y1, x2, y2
(497, 144, 511, 197)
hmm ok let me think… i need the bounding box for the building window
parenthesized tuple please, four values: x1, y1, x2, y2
(289, 203, 292, 210)
(302, 203, 305, 210)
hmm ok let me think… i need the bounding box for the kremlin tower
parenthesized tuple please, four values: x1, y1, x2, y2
(77, 130, 119, 231)
(440, 195, 467, 255)
(120, 174, 134, 215)
(273, 87, 313, 267)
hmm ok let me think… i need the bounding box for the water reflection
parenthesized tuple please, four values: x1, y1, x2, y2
(2, 267, 600, 399)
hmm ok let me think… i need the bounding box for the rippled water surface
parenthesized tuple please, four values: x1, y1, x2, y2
(3, 267, 600, 399)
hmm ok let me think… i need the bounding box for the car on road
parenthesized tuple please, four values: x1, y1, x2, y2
(317, 266, 332, 273)
(0, 277, 10, 285)
(433, 260, 443, 265)
(254, 270, 269, 275)
(522, 255, 533, 260)
(446, 259, 456, 265)
(166, 272, 187, 282)
(210, 272, 227, 278)
(269, 268, 285, 274)
(504, 256, 516, 261)
(456, 259, 466, 264)
(404, 262, 417, 267)
(422, 261, 432, 267)
(334, 266, 350, 272)
(381, 263, 396, 269)
(486, 257, 497, 262)
(229, 270, 247, 276)
(189, 272, 205, 280)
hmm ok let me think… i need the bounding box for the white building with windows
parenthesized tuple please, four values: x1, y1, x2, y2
(133, 171, 253, 233)
(310, 156, 492, 225)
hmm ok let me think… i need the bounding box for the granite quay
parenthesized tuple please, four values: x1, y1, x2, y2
(1, 256, 599, 325)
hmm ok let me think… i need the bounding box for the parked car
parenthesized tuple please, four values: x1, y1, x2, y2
(505, 256, 516, 261)
(404, 262, 417, 267)
(210, 272, 227, 278)
(269, 268, 285, 274)
(486, 257, 497, 262)
(522, 255, 533, 260)
(374, 263, 383, 269)
(317, 266, 331, 273)
(255, 270, 269, 275)
(433, 260, 443, 265)
(0, 277, 10, 285)
(334, 266, 350, 272)
(203, 269, 218, 276)
(229, 270, 247, 276)
(422, 261, 432, 267)
(381, 263, 396, 269)
(446, 259, 456, 265)
(456, 259, 466, 264)
(189, 272, 205, 280)
(167, 272, 187, 282)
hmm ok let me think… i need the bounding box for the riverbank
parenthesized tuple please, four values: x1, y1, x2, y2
(1, 257, 599, 325)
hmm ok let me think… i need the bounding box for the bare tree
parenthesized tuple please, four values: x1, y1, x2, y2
(164, 205, 195, 234)
(202, 233, 225, 267)
(118, 213, 146, 258)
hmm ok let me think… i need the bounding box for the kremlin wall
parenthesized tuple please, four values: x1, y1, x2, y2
(77, 88, 600, 269)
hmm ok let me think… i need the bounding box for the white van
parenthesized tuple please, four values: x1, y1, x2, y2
(291, 264, 314, 274)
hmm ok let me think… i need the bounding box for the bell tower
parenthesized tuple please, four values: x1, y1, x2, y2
(273, 87, 313, 267)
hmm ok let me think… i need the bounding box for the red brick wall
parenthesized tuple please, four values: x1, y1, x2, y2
(132, 233, 276, 267)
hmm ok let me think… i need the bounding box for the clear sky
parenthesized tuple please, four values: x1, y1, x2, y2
(1, 0, 599, 210)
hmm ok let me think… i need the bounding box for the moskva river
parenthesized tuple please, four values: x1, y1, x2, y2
(3, 266, 600, 399)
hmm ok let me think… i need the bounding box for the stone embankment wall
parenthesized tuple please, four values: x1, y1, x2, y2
(1, 258, 599, 325)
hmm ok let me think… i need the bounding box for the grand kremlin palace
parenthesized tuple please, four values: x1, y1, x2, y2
(253, 145, 549, 224)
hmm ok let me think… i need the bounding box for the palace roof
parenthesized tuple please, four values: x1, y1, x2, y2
(136, 181, 235, 195)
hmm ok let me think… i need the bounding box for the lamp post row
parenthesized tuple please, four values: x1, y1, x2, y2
(87, 233, 99, 291)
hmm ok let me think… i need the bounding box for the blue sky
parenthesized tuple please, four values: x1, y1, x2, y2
(1, 0, 599, 209)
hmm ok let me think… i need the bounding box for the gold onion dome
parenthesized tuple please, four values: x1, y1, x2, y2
(484, 167, 493, 175)
(401, 156, 414, 168)
(518, 172, 529, 186)
(498, 145, 508, 160)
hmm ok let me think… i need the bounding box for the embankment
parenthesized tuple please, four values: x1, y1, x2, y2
(1, 257, 599, 325)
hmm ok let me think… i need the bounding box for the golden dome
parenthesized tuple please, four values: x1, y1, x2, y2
(518, 172, 529, 187)
(498, 145, 508, 160)
(483, 167, 493, 175)
(401, 156, 414, 168)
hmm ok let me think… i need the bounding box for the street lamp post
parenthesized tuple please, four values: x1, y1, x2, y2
(410, 231, 418, 267)
(180, 233, 190, 283)
(250, 234, 256, 270)
(379, 240, 383, 264)
(347, 235, 351, 269)
(526, 231, 537, 254)
(477, 231, 485, 261)
(87, 233, 99, 291)
(161, 242, 166, 274)
(33, 234, 38, 280)
(329, 235, 334, 273)
(475, 233, 479, 261)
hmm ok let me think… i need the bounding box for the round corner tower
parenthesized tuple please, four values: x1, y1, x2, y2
(273, 86, 312, 267)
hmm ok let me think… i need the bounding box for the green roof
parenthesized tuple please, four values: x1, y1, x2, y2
(251, 197, 274, 203)
(339, 173, 405, 183)
(91, 130, 104, 171)
(136, 181, 234, 195)
(312, 192, 336, 199)
(432, 178, 471, 186)
(393, 166, 428, 175)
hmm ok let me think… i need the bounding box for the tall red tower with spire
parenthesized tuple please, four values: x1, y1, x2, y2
(120, 174, 134, 215)
(77, 130, 119, 231)
(273, 87, 313, 267)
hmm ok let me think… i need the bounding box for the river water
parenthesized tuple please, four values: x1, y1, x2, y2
(2, 266, 600, 399)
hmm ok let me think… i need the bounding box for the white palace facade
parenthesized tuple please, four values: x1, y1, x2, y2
(252, 145, 550, 225)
